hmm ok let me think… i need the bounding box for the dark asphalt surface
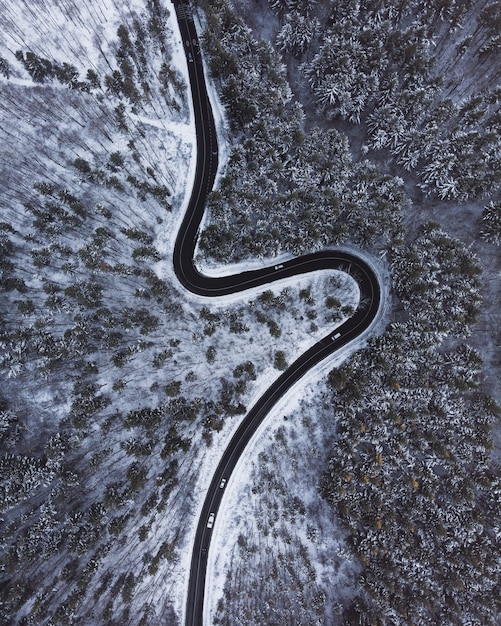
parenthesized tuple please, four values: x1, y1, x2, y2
(172, 2, 382, 624)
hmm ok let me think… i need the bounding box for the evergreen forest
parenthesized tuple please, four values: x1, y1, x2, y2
(0, 0, 499, 624)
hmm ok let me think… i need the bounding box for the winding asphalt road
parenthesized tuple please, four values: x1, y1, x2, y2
(172, 2, 382, 624)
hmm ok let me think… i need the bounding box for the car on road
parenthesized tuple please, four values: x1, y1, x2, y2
(332, 332, 341, 340)
(207, 513, 215, 529)
(274, 264, 283, 270)
(219, 478, 227, 489)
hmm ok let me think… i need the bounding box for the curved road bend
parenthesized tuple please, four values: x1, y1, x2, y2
(172, 1, 382, 624)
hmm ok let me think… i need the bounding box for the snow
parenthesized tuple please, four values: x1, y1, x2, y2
(132, 113, 195, 139)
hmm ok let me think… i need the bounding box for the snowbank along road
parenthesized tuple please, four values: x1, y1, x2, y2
(172, 1, 382, 624)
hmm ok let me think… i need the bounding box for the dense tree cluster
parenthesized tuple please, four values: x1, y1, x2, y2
(276, 14, 320, 59)
(390, 224, 482, 336)
(321, 226, 499, 624)
(367, 88, 501, 200)
(197, 0, 405, 260)
(301, 16, 389, 124)
(268, 0, 501, 202)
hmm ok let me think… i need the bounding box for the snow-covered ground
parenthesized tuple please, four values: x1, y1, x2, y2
(203, 358, 359, 623)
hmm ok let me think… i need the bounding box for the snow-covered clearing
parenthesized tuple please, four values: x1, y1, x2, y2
(204, 364, 360, 624)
